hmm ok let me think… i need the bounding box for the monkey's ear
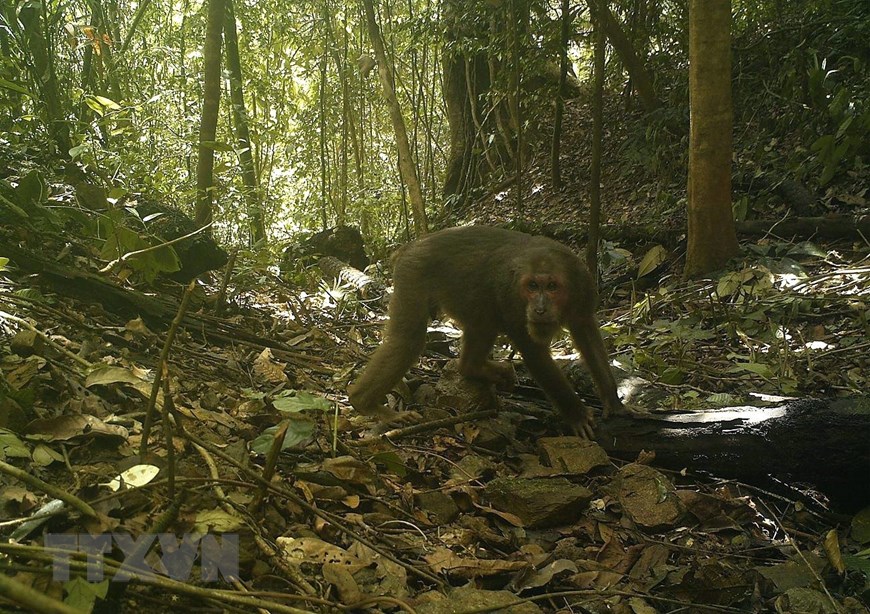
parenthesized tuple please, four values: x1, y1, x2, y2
(507, 258, 522, 283)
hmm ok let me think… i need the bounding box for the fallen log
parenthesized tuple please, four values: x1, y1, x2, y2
(538, 214, 870, 248)
(318, 256, 386, 298)
(735, 214, 870, 239)
(598, 397, 870, 511)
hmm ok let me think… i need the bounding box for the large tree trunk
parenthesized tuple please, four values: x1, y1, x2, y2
(194, 0, 226, 230)
(443, 53, 477, 205)
(361, 0, 428, 235)
(684, 0, 739, 277)
(224, 0, 265, 243)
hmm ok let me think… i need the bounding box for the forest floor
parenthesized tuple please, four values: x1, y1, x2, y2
(2, 101, 870, 613)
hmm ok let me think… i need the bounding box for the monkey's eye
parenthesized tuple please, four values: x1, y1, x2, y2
(546, 281, 558, 291)
(528, 281, 539, 291)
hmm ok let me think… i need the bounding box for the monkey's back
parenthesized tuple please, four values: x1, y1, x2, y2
(391, 226, 582, 328)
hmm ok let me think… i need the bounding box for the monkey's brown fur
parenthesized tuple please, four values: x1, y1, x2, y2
(348, 226, 624, 438)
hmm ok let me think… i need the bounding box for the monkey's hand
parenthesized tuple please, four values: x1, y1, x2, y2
(564, 403, 596, 440)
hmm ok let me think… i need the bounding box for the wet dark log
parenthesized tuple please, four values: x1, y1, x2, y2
(598, 397, 870, 511)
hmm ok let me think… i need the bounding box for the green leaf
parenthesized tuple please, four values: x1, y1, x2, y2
(0, 193, 29, 217)
(637, 245, 667, 278)
(810, 134, 834, 152)
(843, 555, 870, 573)
(198, 140, 235, 152)
(272, 391, 332, 413)
(787, 242, 826, 258)
(69, 143, 89, 159)
(100, 226, 147, 260)
(0, 78, 32, 96)
(64, 577, 109, 611)
(851, 506, 870, 544)
(371, 451, 407, 477)
(250, 418, 315, 453)
(728, 362, 773, 378)
(15, 170, 46, 206)
(707, 393, 737, 406)
(659, 367, 684, 385)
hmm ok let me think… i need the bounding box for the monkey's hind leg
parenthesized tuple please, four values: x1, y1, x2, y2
(348, 291, 429, 424)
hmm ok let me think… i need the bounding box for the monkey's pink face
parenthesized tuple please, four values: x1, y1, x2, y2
(520, 273, 568, 342)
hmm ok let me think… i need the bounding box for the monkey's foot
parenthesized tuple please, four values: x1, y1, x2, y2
(484, 361, 518, 391)
(602, 399, 648, 420)
(356, 404, 421, 434)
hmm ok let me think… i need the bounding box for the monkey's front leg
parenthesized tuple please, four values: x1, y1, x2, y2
(568, 315, 624, 420)
(515, 340, 596, 439)
(457, 327, 517, 391)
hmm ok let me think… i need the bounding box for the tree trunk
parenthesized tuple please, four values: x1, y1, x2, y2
(684, 0, 739, 277)
(224, 0, 265, 243)
(588, 0, 659, 112)
(550, 0, 571, 191)
(361, 0, 428, 235)
(19, 2, 71, 155)
(585, 2, 605, 285)
(194, 0, 226, 230)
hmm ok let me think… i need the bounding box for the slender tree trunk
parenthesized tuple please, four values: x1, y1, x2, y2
(588, 0, 659, 112)
(324, 11, 362, 225)
(19, 2, 71, 155)
(361, 0, 428, 235)
(194, 0, 226, 230)
(510, 0, 524, 216)
(550, 0, 571, 191)
(684, 0, 739, 277)
(585, 1, 605, 284)
(223, 0, 265, 242)
(96, 11, 124, 102)
(319, 26, 329, 230)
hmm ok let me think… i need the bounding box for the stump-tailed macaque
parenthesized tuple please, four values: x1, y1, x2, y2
(348, 226, 624, 438)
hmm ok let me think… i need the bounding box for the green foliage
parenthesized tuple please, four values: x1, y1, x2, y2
(1, 0, 866, 245)
(608, 236, 863, 402)
(250, 390, 333, 453)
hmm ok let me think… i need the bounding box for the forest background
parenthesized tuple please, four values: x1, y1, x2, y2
(1, 1, 870, 611)
(2, 0, 867, 259)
